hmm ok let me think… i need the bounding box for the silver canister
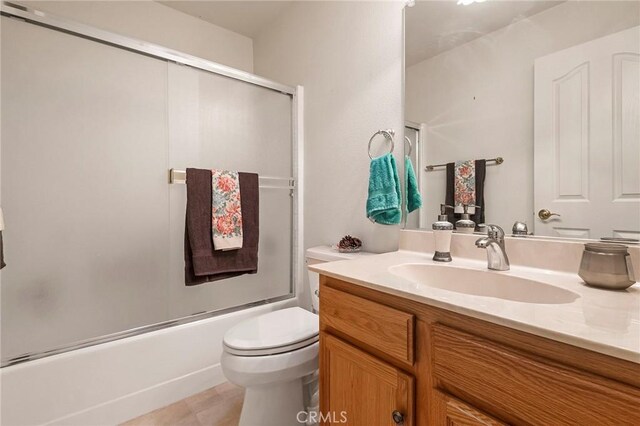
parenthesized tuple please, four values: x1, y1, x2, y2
(578, 243, 636, 290)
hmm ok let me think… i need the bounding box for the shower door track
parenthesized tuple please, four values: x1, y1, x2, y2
(0, 1, 303, 367)
(0, 2, 295, 95)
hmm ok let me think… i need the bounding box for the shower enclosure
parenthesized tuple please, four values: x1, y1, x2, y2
(0, 3, 301, 367)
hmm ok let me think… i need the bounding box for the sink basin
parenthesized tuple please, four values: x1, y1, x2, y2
(389, 263, 579, 304)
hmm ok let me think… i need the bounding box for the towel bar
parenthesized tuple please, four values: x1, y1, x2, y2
(168, 169, 295, 189)
(424, 157, 504, 171)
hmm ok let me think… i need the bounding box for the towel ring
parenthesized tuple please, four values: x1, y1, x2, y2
(404, 136, 412, 157)
(368, 129, 395, 159)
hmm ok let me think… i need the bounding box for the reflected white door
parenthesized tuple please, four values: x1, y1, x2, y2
(534, 26, 640, 239)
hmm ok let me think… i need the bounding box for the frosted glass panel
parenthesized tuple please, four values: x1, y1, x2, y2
(168, 188, 292, 318)
(168, 64, 292, 176)
(166, 63, 293, 319)
(1, 18, 170, 360)
(0, 18, 294, 363)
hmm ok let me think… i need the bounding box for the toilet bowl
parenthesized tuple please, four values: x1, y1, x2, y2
(221, 307, 319, 426)
(221, 246, 372, 426)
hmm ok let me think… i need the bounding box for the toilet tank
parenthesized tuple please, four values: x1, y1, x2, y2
(305, 246, 374, 313)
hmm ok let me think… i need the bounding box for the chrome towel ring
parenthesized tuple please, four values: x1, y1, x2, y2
(404, 136, 412, 157)
(368, 129, 395, 159)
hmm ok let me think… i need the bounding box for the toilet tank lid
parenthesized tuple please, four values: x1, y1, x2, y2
(223, 307, 318, 351)
(305, 245, 375, 262)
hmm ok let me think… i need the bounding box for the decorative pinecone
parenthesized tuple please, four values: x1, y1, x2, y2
(338, 235, 362, 250)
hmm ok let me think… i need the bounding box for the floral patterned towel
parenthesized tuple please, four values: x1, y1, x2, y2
(211, 170, 243, 251)
(454, 160, 476, 214)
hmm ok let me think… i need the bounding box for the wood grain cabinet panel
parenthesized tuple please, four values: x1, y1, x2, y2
(320, 284, 415, 365)
(321, 333, 414, 426)
(433, 324, 640, 425)
(441, 393, 507, 426)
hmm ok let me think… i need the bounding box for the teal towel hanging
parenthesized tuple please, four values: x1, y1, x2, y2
(405, 156, 422, 213)
(366, 153, 402, 225)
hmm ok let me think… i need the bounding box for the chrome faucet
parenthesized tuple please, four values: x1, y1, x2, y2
(475, 224, 510, 271)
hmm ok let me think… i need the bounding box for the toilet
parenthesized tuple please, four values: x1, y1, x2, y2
(221, 245, 372, 426)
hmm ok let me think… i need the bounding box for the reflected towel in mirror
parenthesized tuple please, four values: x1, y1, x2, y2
(405, 156, 422, 213)
(0, 208, 4, 270)
(0, 233, 5, 270)
(446, 159, 486, 226)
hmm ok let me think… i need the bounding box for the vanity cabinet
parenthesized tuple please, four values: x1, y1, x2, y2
(319, 275, 640, 426)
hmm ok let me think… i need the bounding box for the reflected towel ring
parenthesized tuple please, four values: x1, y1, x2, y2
(368, 129, 395, 159)
(404, 136, 412, 157)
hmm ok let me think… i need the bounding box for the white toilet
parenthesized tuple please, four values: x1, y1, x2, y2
(221, 245, 371, 426)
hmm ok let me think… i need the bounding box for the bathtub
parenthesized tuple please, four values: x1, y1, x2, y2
(0, 299, 296, 425)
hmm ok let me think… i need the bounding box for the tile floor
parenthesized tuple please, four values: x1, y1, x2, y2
(121, 382, 244, 426)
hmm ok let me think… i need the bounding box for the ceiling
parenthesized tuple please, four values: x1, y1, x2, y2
(406, 1, 563, 66)
(160, 1, 293, 38)
(161, 1, 562, 64)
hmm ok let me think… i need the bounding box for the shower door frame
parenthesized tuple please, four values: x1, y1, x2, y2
(404, 120, 425, 229)
(0, 1, 303, 367)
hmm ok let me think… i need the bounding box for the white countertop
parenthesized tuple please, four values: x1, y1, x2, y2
(310, 250, 640, 364)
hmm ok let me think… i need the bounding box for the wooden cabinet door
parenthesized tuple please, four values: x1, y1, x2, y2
(321, 333, 414, 426)
(440, 393, 506, 426)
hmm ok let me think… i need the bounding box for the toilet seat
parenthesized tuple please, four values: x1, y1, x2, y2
(224, 334, 319, 356)
(223, 307, 319, 356)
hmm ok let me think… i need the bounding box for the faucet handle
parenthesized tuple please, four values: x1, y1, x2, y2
(512, 221, 529, 236)
(479, 224, 505, 241)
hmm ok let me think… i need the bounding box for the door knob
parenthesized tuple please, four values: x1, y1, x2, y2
(392, 410, 405, 424)
(538, 209, 560, 221)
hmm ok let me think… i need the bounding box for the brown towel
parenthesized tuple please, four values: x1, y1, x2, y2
(446, 159, 486, 226)
(184, 168, 259, 286)
(0, 232, 5, 270)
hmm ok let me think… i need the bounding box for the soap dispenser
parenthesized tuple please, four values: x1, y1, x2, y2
(455, 204, 480, 234)
(433, 204, 454, 262)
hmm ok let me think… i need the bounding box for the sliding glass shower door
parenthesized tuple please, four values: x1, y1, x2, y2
(0, 15, 296, 365)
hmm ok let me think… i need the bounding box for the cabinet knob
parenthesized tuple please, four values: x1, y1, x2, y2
(392, 410, 405, 424)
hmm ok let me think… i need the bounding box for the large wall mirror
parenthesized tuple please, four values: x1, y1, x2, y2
(403, 0, 640, 241)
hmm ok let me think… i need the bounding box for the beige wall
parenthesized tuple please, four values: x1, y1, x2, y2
(21, 1, 254, 72)
(254, 1, 405, 260)
(406, 1, 640, 231)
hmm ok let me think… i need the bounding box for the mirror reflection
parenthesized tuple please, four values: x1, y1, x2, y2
(404, 0, 640, 240)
